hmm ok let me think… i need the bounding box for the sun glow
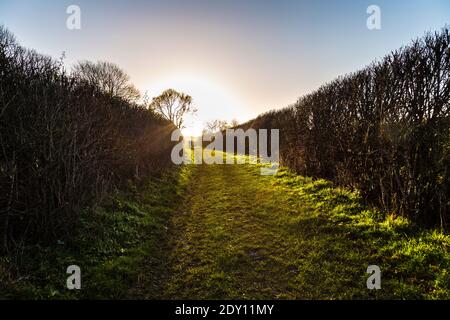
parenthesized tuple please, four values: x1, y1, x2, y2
(144, 74, 249, 137)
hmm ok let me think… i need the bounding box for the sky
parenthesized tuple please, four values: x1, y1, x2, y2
(1, 0, 449, 135)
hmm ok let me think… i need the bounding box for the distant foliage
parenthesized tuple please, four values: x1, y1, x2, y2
(203, 119, 231, 135)
(0, 26, 176, 248)
(238, 28, 450, 229)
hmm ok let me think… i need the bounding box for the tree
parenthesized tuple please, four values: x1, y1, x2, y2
(230, 119, 239, 128)
(149, 89, 197, 129)
(72, 61, 140, 102)
(0, 25, 17, 55)
(203, 119, 230, 135)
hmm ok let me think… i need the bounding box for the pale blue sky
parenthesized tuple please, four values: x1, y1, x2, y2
(1, 0, 449, 134)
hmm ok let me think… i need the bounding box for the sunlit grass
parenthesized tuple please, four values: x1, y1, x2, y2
(164, 163, 450, 299)
(2, 159, 449, 299)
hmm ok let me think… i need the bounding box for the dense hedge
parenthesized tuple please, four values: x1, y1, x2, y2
(0, 27, 176, 247)
(238, 28, 450, 229)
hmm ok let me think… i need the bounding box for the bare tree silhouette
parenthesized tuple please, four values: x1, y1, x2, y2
(0, 26, 175, 248)
(73, 60, 141, 102)
(149, 89, 197, 129)
(235, 28, 450, 229)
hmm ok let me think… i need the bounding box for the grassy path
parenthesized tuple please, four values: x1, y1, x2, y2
(165, 164, 305, 299)
(152, 163, 450, 299)
(2, 161, 448, 299)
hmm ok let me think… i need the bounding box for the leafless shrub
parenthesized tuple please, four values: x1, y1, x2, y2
(0, 26, 176, 251)
(237, 27, 450, 230)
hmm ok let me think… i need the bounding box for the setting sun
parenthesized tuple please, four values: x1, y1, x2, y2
(145, 74, 250, 136)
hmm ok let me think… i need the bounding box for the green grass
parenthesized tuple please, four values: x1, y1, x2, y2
(0, 165, 193, 299)
(1, 157, 449, 299)
(160, 162, 450, 299)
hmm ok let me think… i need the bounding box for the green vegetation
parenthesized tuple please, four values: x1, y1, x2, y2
(161, 162, 450, 299)
(0, 165, 192, 299)
(2, 160, 449, 299)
